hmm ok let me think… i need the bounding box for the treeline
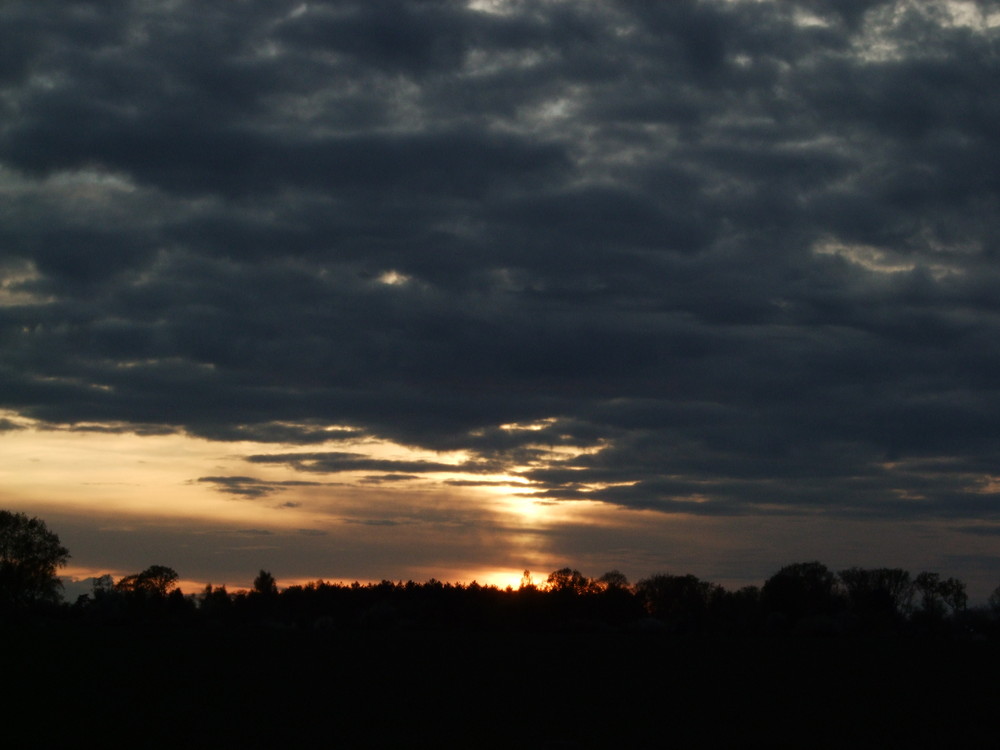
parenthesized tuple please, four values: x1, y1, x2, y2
(5, 510, 1000, 635)
(64, 562, 1000, 637)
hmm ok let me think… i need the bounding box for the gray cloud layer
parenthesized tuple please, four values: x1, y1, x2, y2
(3, 0, 1000, 522)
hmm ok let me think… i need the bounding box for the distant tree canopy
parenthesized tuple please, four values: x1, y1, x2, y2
(116, 565, 179, 597)
(636, 574, 721, 632)
(596, 570, 630, 591)
(838, 567, 912, 619)
(546, 568, 593, 594)
(762, 561, 841, 621)
(914, 572, 967, 618)
(0, 510, 70, 610)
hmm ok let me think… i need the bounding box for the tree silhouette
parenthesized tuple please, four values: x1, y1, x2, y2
(914, 572, 946, 618)
(252, 569, 279, 597)
(838, 567, 912, 625)
(596, 570, 630, 591)
(199, 583, 233, 618)
(938, 577, 967, 615)
(989, 583, 1000, 615)
(116, 565, 179, 597)
(0, 509, 70, 610)
(92, 573, 115, 597)
(545, 567, 593, 594)
(762, 561, 842, 623)
(636, 573, 720, 632)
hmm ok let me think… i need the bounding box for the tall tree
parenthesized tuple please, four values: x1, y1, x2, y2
(0, 510, 70, 609)
(252, 569, 279, 597)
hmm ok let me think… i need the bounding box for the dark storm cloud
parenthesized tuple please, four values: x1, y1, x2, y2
(3, 0, 1000, 523)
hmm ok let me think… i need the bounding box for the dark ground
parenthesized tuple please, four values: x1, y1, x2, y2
(3, 624, 997, 748)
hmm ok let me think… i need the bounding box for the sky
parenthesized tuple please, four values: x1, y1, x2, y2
(2, 0, 1000, 599)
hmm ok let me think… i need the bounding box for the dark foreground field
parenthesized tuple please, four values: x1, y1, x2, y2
(4, 624, 998, 748)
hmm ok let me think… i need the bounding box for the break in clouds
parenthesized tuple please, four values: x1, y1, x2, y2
(2, 1, 1000, 525)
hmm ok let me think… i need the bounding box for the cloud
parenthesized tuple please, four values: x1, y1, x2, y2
(244, 451, 501, 476)
(956, 526, 1000, 538)
(197, 476, 324, 499)
(2, 0, 999, 528)
(0, 418, 25, 433)
(359, 474, 421, 485)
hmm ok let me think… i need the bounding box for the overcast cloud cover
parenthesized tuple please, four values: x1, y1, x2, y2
(3, 0, 1000, 588)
